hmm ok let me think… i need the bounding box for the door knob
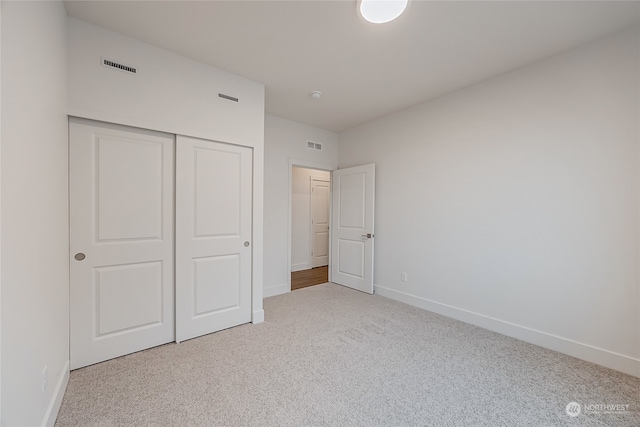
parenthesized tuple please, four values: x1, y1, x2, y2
(244, 241, 250, 247)
(361, 233, 373, 239)
(74, 253, 86, 261)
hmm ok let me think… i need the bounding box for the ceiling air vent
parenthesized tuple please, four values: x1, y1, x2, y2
(101, 57, 136, 74)
(218, 93, 239, 103)
(307, 141, 322, 151)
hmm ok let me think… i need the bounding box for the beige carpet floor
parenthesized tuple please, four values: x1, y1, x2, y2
(56, 283, 639, 426)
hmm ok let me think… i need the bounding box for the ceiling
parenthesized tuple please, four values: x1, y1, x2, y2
(64, 1, 640, 133)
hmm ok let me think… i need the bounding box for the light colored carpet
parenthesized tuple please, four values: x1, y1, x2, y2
(56, 283, 639, 426)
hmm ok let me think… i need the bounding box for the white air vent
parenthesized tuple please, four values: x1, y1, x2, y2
(101, 57, 136, 74)
(307, 141, 322, 151)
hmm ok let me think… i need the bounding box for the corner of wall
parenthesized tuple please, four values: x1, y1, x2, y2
(43, 362, 69, 427)
(1, 1, 70, 424)
(263, 283, 290, 298)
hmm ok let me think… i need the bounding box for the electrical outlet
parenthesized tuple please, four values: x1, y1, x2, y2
(42, 366, 48, 393)
(401, 272, 408, 282)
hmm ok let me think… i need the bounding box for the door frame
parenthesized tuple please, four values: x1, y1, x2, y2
(287, 159, 335, 292)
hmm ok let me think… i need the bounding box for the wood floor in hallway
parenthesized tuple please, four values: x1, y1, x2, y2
(291, 266, 328, 290)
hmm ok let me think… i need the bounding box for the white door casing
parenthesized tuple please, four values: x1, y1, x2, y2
(330, 164, 375, 294)
(310, 179, 330, 268)
(175, 135, 252, 343)
(69, 118, 175, 370)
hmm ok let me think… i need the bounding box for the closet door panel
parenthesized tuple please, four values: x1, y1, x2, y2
(176, 135, 252, 342)
(69, 118, 175, 369)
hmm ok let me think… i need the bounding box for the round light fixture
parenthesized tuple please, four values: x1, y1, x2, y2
(358, 0, 408, 24)
(310, 90, 322, 99)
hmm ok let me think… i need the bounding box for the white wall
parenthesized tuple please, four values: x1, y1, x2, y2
(0, 4, 3, 421)
(339, 28, 640, 377)
(263, 115, 338, 297)
(67, 18, 266, 322)
(1, 2, 70, 425)
(67, 18, 264, 148)
(291, 167, 330, 271)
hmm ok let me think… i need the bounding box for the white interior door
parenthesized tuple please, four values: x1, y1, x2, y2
(310, 179, 330, 268)
(176, 135, 252, 343)
(330, 164, 375, 294)
(69, 118, 175, 370)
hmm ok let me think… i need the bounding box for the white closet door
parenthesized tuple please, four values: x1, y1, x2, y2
(175, 136, 252, 343)
(69, 118, 175, 370)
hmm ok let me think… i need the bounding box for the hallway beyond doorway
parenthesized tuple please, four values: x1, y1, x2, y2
(291, 266, 328, 290)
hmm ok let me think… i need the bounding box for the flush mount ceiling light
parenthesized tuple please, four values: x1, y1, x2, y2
(358, 0, 408, 24)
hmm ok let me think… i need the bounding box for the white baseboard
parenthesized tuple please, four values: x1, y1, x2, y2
(263, 283, 290, 298)
(43, 360, 69, 426)
(374, 284, 640, 378)
(252, 309, 265, 324)
(291, 262, 311, 272)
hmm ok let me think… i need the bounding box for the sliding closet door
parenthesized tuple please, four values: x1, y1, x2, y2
(175, 136, 253, 342)
(69, 118, 175, 369)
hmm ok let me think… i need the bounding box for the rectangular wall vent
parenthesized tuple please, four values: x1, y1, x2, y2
(101, 57, 136, 74)
(218, 93, 239, 102)
(307, 141, 322, 151)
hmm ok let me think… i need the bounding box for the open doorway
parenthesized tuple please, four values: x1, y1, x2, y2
(290, 166, 331, 290)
